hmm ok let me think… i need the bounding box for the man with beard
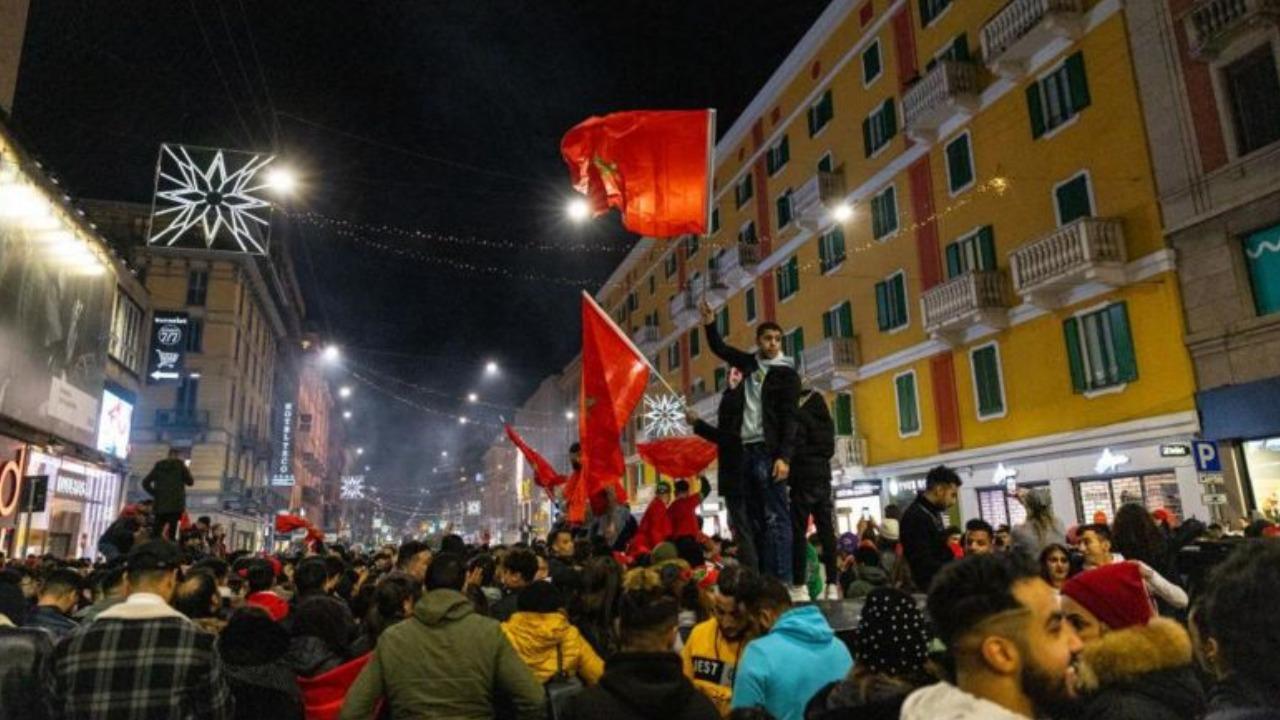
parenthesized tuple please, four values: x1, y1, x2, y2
(901, 554, 1083, 720)
(681, 564, 757, 716)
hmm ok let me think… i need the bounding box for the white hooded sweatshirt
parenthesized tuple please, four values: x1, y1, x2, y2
(900, 682, 1032, 720)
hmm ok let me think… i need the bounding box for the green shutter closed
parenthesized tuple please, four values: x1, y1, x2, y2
(777, 195, 790, 226)
(946, 243, 962, 278)
(1063, 317, 1087, 393)
(952, 34, 970, 62)
(1107, 303, 1138, 383)
(1027, 83, 1047, 139)
(1056, 176, 1093, 225)
(789, 258, 800, 294)
(974, 346, 1004, 415)
(819, 234, 829, 269)
(862, 117, 873, 157)
(818, 154, 833, 173)
(876, 281, 890, 331)
(780, 135, 790, 165)
(1065, 52, 1091, 113)
(897, 374, 918, 433)
(978, 226, 997, 271)
(793, 327, 805, 356)
(892, 274, 908, 326)
(835, 394, 853, 436)
(946, 135, 973, 192)
(882, 99, 897, 139)
(822, 310, 834, 339)
(808, 106, 818, 136)
(840, 302, 854, 337)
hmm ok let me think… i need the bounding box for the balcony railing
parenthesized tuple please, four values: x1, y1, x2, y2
(155, 409, 210, 431)
(669, 275, 707, 328)
(1010, 217, 1127, 308)
(834, 435, 868, 469)
(1185, 0, 1280, 59)
(692, 389, 721, 421)
(904, 61, 981, 142)
(921, 270, 1012, 344)
(792, 168, 847, 230)
(801, 337, 860, 391)
(706, 244, 756, 302)
(982, 0, 1085, 77)
(632, 325, 660, 354)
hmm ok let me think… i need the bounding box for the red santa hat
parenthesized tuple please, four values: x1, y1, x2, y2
(1062, 561, 1154, 630)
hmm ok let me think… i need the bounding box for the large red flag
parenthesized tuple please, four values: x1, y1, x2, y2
(637, 436, 718, 478)
(504, 424, 566, 499)
(561, 109, 714, 238)
(577, 292, 650, 521)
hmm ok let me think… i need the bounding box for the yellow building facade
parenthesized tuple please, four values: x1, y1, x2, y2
(598, 0, 1208, 531)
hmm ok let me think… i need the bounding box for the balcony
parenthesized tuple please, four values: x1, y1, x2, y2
(792, 168, 847, 231)
(632, 325, 660, 355)
(668, 275, 706, 329)
(692, 388, 721, 421)
(1010, 217, 1127, 309)
(706, 244, 757, 303)
(903, 61, 982, 143)
(921, 270, 1012, 345)
(982, 0, 1085, 78)
(801, 337, 860, 391)
(1184, 0, 1280, 59)
(155, 409, 210, 433)
(834, 435, 868, 469)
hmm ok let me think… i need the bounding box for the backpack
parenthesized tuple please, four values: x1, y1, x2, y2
(544, 643, 584, 720)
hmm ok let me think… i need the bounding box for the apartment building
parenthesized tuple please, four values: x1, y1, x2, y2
(598, 0, 1208, 531)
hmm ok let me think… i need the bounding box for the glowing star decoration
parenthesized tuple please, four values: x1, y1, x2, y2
(148, 144, 276, 254)
(641, 393, 687, 438)
(339, 475, 366, 501)
(1095, 448, 1131, 475)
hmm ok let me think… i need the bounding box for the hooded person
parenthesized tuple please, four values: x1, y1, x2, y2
(217, 607, 305, 720)
(501, 581, 604, 685)
(1061, 562, 1205, 720)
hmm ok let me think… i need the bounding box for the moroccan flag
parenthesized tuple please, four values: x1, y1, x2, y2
(561, 109, 715, 238)
(504, 424, 566, 499)
(577, 291, 650, 520)
(637, 436, 718, 478)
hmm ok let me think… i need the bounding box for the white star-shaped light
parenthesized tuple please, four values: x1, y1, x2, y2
(340, 475, 366, 500)
(642, 393, 687, 438)
(149, 144, 275, 254)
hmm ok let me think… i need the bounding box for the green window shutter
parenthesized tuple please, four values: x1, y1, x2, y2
(953, 33, 970, 62)
(817, 154, 833, 173)
(883, 99, 897, 138)
(1056, 175, 1093, 225)
(946, 135, 973, 192)
(897, 374, 919, 433)
(777, 194, 790, 226)
(871, 194, 883, 238)
(808, 106, 818, 136)
(1107, 303, 1138, 383)
(892, 274, 908, 326)
(884, 189, 897, 234)
(715, 367, 726, 391)
(862, 117, 873, 157)
(780, 135, 790, 165)
(1026, 83, 1047, 139)
(978, 226, 997, 270)
(832, 226, 845, 262)
(945, 243, 962, 278)
(822, 310, 834, 339)
(875, 281, 890, 331)
(1065, 52, 1091, 113)
(1063, 317, 1087, 393)
(918, 0, 932, 25)
(839, 301, 854, 337)
(835, 394, 853, 436)
(818, 234, 829, 270)
(793, 327, 805, 356)
(974, 346, 1004, 415)
(864, 43, 881, 82)
(745, 288, 756, 320)
(789, 257, 800, 293)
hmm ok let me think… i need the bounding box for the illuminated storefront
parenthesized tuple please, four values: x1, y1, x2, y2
(20, 450, 122, 559)
(833, 480, 883, 534)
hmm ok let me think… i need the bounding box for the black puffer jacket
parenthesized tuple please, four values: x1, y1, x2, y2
(0, 626, 55, 720)
(791, 389, 836, 502)
(704, 322, 801, 464)
(1076, 618, 1205, 720)
(218, 610, 304, 720)
(563, 652, 718, 720)
(692, 383, 744, 498)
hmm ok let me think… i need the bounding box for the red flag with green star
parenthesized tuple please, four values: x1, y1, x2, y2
(561, 109, 715, 238)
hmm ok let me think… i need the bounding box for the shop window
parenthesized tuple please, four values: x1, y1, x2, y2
(776, 256, 800, 301)
(945, 132, 975, 195)
(1244, 223, 1280, 316)
(1074, 472, 1182, 525)
(895, 370, 921, 436)
(871, 185, 899, 240)
(735, 173, 754, 209)
(808, 89, 835, 137)
(1027, 52, 1090, 139)
(976, 482, 1049, 528)
(776, 190, 794, 229)
(822, 301, 854, 339)
(862, 98, 898, 157)
(1242, 438, 1280, 522)
(875, 271, 909, 332)
(767, 135, 791, 175)
(1054, 172, 1094, 226)
(1223, 44, 1280, 156)
(834, 393, 854, 436)
(186, 269, 209, 306)
(1063, 303, 1137, 393)
(863, 40, 882, 85)
(946, 226, 997, 279)
(745, 287, 757, 323)
(971, 342, 1006, 418)
(819, 226, 846, 273)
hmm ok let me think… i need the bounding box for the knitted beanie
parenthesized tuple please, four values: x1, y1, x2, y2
(1061, 561, 1154, 630)
(851, 587, 929, 677)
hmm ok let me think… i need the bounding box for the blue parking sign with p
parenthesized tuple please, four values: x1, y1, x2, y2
(1193, 441, 1221, 473)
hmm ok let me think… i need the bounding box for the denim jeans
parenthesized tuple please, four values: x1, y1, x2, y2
(724, 493, 758, 572)
(743, 442, 793, 582)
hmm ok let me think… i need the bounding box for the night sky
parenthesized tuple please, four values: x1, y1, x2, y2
(12, 1, 829, 511)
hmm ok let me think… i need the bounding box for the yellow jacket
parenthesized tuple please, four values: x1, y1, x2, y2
(680, 617, 746, 717)
(501, 611, 605, 685)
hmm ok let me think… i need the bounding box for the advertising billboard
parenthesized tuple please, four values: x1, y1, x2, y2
(0, 168, 112, 448)
(96, 386, 134, 460)
(146, 311, 188, 384)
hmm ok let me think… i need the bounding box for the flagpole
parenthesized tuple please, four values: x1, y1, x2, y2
(580, 290, 682, 399)
(701, 108, 717, 309)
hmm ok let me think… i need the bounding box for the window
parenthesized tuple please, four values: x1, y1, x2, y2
(783, 327, 805, 369)
(767, 135, 790, 175)
(714, 366, 728, 392)
(945, 132, 975, 194)
(738, 221, 757, 246)
(665, 252, 678, 278)
(176, 377, 200, 414)
(711, 207, 720, 235)
(862, 99, 898, 156)
(298, 413, 313, 433)
(686, 235, 699, 258)
(649, 274, 656, 295)
(926, 34, 971, 71)
(1027, 52, 1090, 139)
(1224, 44, 1280, 156)
(1074, 472, 1182, 525)
(716, 307, 730, 338)
(776, 256, 800, 301)
(817, 153, 834, 173)
(1244, 223, 1280, 316)
(895, 371, 921, 436)
(627, 291, 639, 311)
(819, 226, 846, 273)
(667, 343, 681, 370)
(976, 482, 1048, 527)
(945, 226, 997, 278)
(862, 40, 882, 85)
(822, 301, 854, 339)
(871, 185, 899, 240)
(689, 328, 701, 358)
(1063, 302, 1138, 393)
(735, 173, 754, 209)
(834, 393, 854, 435)
(187, 269, 209, 306)
(745, 287, 757, 323)
(186, 318, 204, 353)
(970, 342, 1006, 419)
(807, 89, 834, 136)
(776, 190, 794, 229)
(875, 271, 909, 331)
(108, 291, 144, 372)
(1054, 172, 1094, 226)
(919, 0, 951, 26)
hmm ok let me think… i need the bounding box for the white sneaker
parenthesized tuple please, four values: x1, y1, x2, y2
(789, 584, 811, 603)
(823, 583, 842, 601)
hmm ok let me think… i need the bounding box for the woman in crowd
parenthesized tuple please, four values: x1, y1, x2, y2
(502, 582, 605, 685)
(1039, 543, 1073, 590)
(1011, 488, 1067, 560)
